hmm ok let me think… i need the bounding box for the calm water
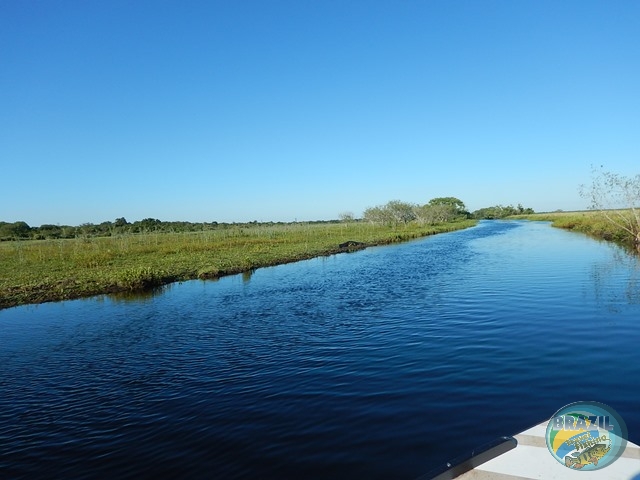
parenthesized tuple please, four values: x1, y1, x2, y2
(1, 220, 639, 479)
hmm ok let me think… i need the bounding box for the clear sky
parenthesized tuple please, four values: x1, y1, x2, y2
(2, 0, 639, 226)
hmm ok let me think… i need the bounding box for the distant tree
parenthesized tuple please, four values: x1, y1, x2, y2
(363, 201, 416, 226)
(414, 203, 457, 224)
(99, 221, 114, 235)
(515, 204, 534, 215)
(133, 218, 162, 232)
(79, 223, 98, 237)
(363, 206, 391, 225)
(385, 200, 416, 225)
(39, 224, 63, 239)
(13, 221, 31, 237)
(115, 217, 129, 227)
(472, 204, 534, 219)
(418, 197, 469, 222)
(60, 226, 77, 238)
(0, 222, 10, 240)
(0, 221, 31, 239)
(365, 198, 469, 226)
(428, 197, 468, 216)
(472, 206, 499, 219)
(338, 211, 355, 222)
(580, 166, 640, 247)
(0, 222, 12, 240)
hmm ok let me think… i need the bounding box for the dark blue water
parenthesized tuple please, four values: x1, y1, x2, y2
(1, 220, 639, 479)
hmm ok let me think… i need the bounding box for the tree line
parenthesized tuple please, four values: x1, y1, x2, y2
(471, 204, 535, 219)
(0, 217, 344, 241)
(363, 197, 470, 226)
(362, 197, 535, 225)
(1, 199, 537, 241)
(4, 168, 637, 247)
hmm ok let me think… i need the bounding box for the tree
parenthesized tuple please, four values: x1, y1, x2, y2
(0, 221, 31, 239)
(414, 203, 457, 224)
(338, 212, 354, 222)
(419, 197, 469, 222)
(428, 197, 468, 216)
(79, 222, 98, 237)
(580, 167, 640, 247)
(385, 200, 416, 225)
(132, 218, 162, 232)
(39, 224, 63, 239)
(363, 201, 416, 226)
(363, 206, 392, 225)
(472, 204, 534, 219)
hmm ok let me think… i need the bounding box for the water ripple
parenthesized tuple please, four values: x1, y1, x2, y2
(1, 221, 639, 479)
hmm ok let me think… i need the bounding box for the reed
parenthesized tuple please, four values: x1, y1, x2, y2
(511, 210, 637, 245)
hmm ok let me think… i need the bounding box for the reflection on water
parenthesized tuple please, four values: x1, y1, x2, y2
(242, 269, 255, 283)
(590, 245, 640, 309)
(107, 284, 173, 304)
(1, 220, 639, 480)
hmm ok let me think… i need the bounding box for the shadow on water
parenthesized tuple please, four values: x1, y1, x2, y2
(105, 269, 257, 304)
(106, 284, 173, 304)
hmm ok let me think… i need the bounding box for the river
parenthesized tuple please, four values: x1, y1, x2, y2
(1, 220, 639, 479)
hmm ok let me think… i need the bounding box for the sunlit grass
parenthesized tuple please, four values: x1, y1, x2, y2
(0, 220, 477, 309)
(511, 210, 636, 245)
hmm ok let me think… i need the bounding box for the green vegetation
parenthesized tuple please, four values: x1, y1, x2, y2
(0, 217, 289, 241)
(510, 210, 638, 246)
(579, 167, 640, 247)
(514, 168, 640, 250)
(0, 219, 477, 309)
(472, 204, 535, 219)
(363, 197, 470, 225)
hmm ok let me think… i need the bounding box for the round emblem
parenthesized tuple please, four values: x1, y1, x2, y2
(545, 401, 627, 471)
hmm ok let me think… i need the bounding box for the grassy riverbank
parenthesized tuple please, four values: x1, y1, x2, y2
(511, 210, 637, 245)
(0, 219, 476, 309)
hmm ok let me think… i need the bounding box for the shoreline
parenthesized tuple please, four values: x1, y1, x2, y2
(510, 211, 640, 251)
(0, 220, 477, 310)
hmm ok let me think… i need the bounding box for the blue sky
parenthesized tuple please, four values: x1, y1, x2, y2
(2, 0, 639, 226)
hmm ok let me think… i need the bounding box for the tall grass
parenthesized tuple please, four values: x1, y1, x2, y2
(511, 210, 637, 245)
(0, 220, 477, 309)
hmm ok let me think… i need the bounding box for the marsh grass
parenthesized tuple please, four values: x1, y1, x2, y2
(0, 220, 477, 309)
(511, 210, 637, 245)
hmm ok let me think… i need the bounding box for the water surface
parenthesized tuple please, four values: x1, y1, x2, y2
(1, 220, 639, 479)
